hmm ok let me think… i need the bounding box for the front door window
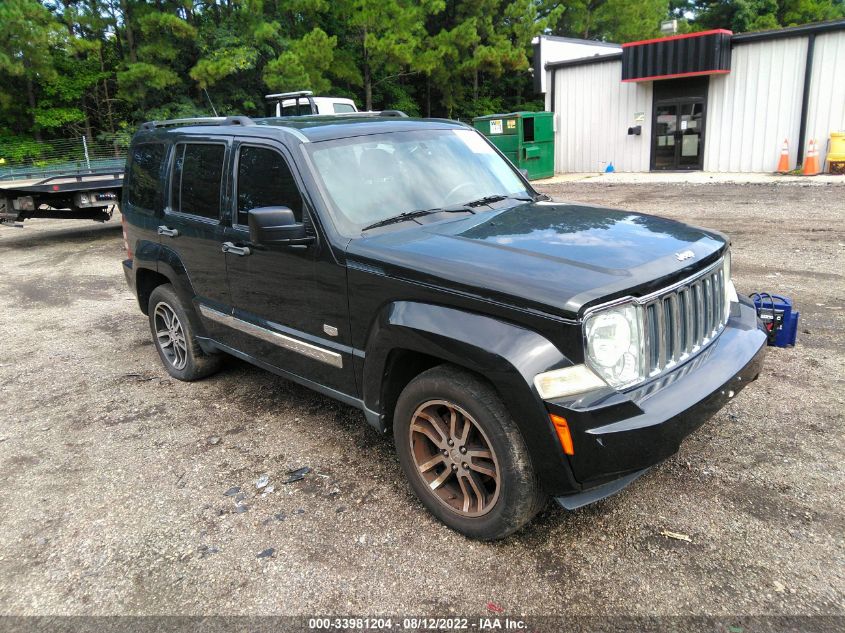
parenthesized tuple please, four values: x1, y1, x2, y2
(653, 104, 678, 170)
(678, 102, 704, 168)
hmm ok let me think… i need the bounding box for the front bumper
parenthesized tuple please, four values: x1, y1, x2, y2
(549, 296, 767, 506)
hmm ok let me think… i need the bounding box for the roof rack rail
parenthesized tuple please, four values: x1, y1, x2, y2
(140, 115, 254, 130)
(306, 110, 407, 118)
(265, 90, 313, 100)
(264, 110, 409, 121)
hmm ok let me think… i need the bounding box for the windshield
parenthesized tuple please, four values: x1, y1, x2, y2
(307, 128, 531, 235)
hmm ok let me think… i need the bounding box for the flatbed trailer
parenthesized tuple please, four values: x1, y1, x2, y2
(0, 167, 123, 223)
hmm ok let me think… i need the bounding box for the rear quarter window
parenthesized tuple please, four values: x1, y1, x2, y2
(332, 102, 355, 113)
(127, 143, 166, 212)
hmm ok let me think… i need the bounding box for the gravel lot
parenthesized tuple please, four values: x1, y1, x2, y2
(0, 182, 843, 618)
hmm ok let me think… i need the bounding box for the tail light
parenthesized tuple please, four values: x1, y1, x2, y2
(121, 213, 132, 258)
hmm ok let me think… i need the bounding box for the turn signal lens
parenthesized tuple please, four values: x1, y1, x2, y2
(550, 414, 575, 456)
(533, 364, 606, 400)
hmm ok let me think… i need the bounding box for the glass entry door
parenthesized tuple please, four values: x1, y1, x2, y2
(652, 100, 705, 170)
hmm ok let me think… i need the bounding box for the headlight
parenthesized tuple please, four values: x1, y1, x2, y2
(584, 303, 644, 389)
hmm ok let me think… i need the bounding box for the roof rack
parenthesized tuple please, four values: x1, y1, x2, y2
(140, 116, 254, 130)
(284, 110, 408, 118)
(265, 91, 313, 100)
(373, 110, 408, 118)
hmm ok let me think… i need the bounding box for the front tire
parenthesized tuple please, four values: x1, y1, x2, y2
(394, 365, 546, 540)
(147, 284, 221, 381)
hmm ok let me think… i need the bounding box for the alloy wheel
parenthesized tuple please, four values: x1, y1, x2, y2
(153, 301, 188, 370)
(409, 399, 500, 517)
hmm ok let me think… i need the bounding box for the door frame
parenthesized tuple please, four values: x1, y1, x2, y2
(650, 77, 709, 171)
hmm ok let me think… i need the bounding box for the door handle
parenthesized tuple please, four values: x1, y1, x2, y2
(222, 241, 251, 257)
(157, 225, 179, 238)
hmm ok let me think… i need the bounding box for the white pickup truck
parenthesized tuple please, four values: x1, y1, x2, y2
(265, 90, 358, 117)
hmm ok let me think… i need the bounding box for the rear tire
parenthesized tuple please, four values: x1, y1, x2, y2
(147, 284, 221, 381)
(393, 365, 546, 540)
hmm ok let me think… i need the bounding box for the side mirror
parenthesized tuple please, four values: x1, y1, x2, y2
(519, 168, 530, 179)
(247, 206, 314, 247)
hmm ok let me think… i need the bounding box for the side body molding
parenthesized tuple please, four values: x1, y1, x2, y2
(362, 301, 581, 493)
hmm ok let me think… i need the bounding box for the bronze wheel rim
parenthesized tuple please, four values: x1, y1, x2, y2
(409, 399, 500, 517)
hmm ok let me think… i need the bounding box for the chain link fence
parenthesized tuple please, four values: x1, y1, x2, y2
(0, 135, 129, 181)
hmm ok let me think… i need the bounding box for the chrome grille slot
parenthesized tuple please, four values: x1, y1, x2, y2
(640, 259, 727, 378)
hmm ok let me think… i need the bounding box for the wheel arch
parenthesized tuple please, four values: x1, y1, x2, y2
(132, 246, 212, 349)
(135, 267, 171, 315)
(362, 301, 581, 494)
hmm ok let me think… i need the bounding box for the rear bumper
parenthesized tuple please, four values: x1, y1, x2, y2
(122, 258, 134, 292)
(548, 296, 767, 503)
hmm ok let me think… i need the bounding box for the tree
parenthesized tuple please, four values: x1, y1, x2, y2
(0, 0, 65, 139)
(418, 1, 558, 118)
(551, 0, 667, 42)
(3, 0, 842, 148)
(680, 0, 844, 32)
(334, 0, 443, 111)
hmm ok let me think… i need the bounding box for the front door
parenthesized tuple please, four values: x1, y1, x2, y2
(221, 140, 354, 395)
(651, 77, 708, 171)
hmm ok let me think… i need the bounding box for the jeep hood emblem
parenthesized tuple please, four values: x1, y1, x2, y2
(675, 250, 695, 262)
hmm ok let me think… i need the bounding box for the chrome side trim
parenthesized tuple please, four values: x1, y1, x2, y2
(198, 305, 343, 369)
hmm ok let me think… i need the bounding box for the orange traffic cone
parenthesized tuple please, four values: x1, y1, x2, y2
(777, 138, 790, 173)
(803, 139, 820, 176)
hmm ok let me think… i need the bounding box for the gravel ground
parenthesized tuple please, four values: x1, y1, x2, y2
(0, 182, 843, 618)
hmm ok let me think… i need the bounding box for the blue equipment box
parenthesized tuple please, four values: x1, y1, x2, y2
(750, 293, 799, 347)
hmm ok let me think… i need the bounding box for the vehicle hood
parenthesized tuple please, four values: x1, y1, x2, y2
(346, 201, 727, 319)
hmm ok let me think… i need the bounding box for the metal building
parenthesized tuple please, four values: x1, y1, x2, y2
(536, 20, 845, 173)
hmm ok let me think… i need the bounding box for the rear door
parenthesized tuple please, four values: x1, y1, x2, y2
(160, 136, 231, 337)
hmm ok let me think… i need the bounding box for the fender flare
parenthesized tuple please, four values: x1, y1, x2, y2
(362, 301, 581, 492)
(133, 241, 212, 345)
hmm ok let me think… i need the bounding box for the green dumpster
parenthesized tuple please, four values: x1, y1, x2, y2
(472, 111, 554, 180)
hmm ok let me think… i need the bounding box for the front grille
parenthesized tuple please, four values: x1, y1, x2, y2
(642, 259, 727, 377)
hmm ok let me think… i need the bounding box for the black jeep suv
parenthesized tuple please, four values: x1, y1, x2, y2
(121, 113, 767, 540)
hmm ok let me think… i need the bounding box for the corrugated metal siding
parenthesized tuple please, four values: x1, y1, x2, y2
(552, 60, 652, 172)
(806, 30, 845, 161)
(704, 38, 807, 172)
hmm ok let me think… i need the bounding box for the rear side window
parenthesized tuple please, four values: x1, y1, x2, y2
(170, 143, 225, 220)
(127, 143, 166, 211)
(332, 102, 355, 113)
(236, 146, 303, 225)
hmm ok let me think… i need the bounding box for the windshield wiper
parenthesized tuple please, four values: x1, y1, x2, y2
(362, 209, 439, 231)
(362, 207, 472, 232)
(461, 193, 534, 208)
